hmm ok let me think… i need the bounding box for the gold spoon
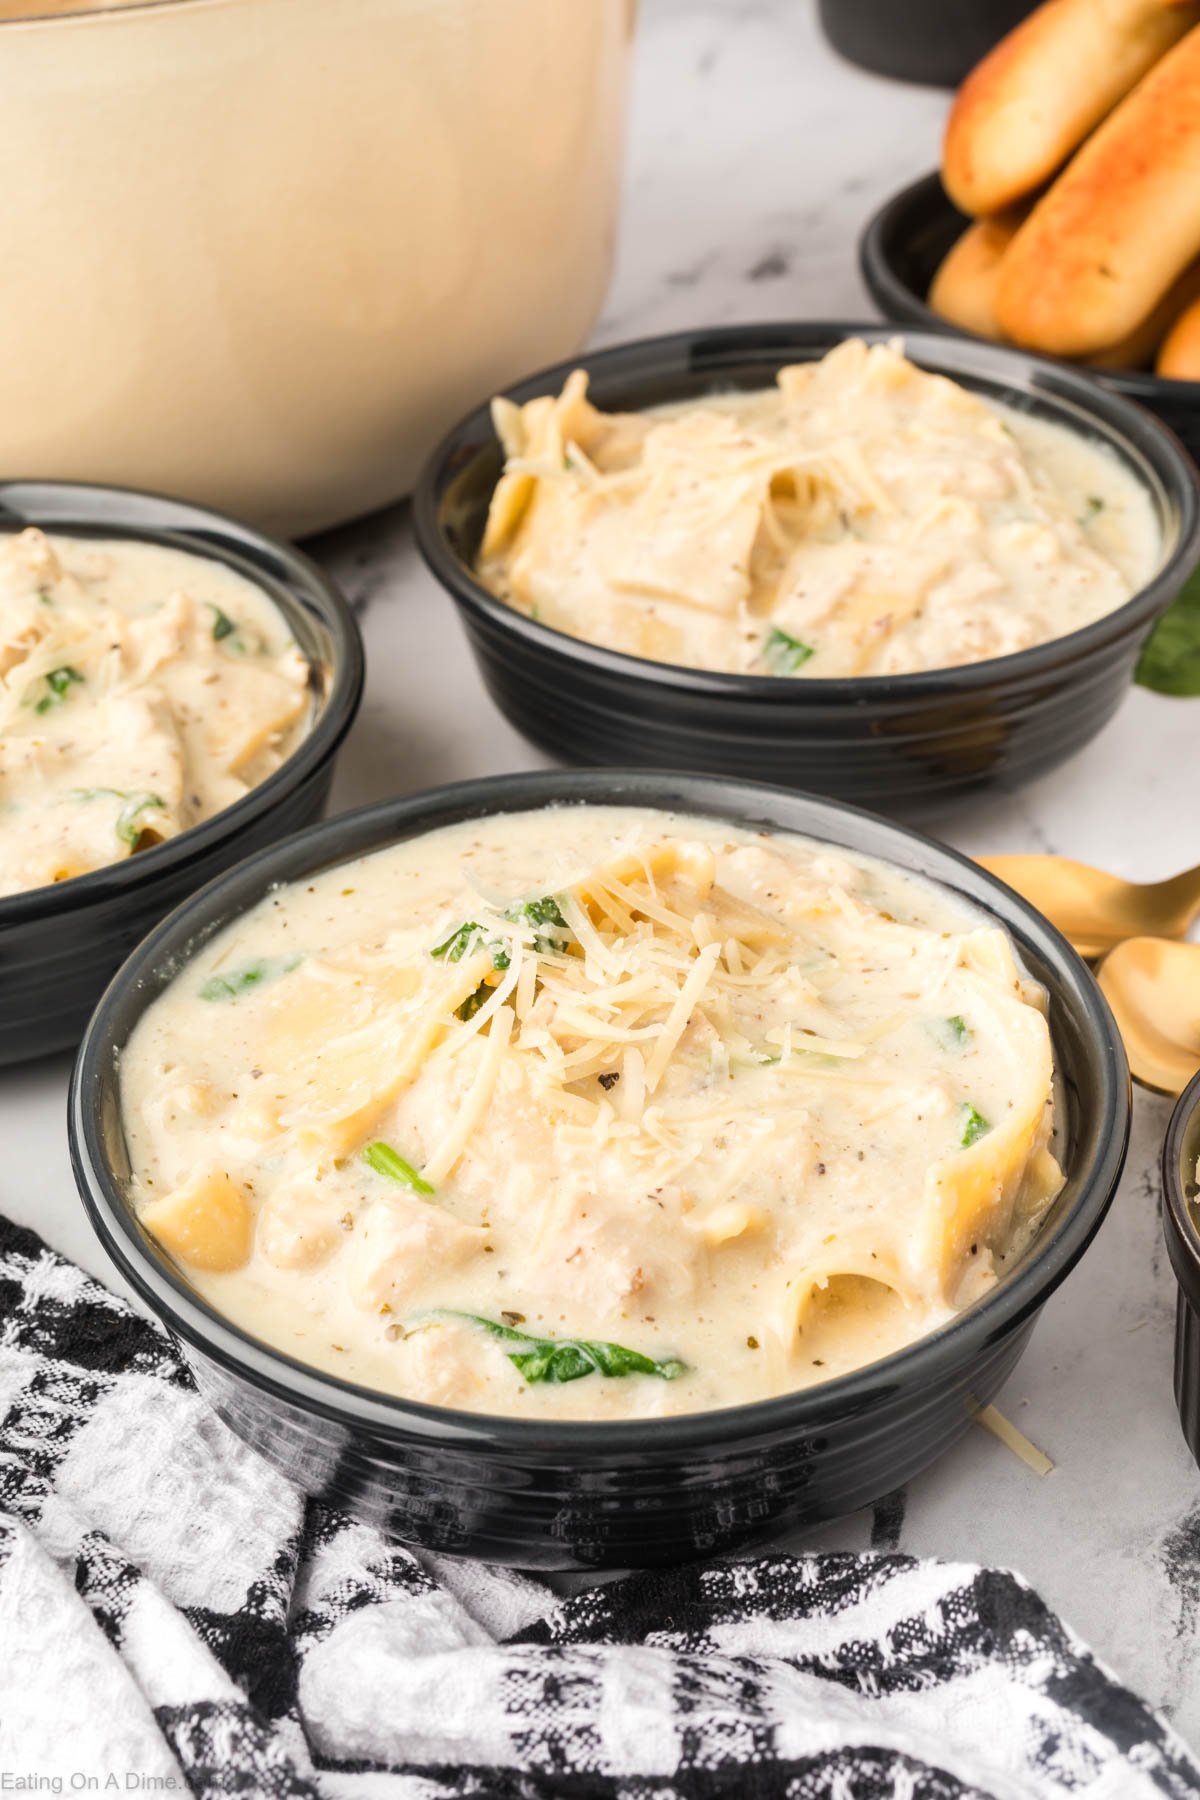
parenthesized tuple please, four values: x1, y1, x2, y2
(1096, 937, 1200, 1095)
(978, 855, 1200, 960)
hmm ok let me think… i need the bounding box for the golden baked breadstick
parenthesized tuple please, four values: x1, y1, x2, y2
(943, 0, 1199, 217)
(995, 25, 1200, 358)
(1092, 263, 1200, 368)
(931, 219, 1200, 368)
(1157, 292, 1200, 378)
(928, 210, 1028, 339)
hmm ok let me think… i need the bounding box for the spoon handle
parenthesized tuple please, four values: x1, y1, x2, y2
(979, 854, 1200, 957)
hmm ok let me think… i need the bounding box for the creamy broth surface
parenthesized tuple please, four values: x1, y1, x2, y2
(0, 529, 310, 896)
(477, 339, 1159, 677)
(121, 806, 1064, 1420)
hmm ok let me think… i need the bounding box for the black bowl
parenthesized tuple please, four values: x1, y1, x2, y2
(412, 323, 1200, 816)
(1161, 1071, 1200, 1469)
(818, 0, 1034, 88)
(0, 481, 363, 1065)
(860, 170, 1200, 467)
(71, 768, 1130, 1570)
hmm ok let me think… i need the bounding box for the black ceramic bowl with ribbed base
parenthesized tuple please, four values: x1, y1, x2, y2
(412, 323, 1200, 816)
(71, 769, 1130, 1570)
(860, 172, 1200, 468)
(1161, 1072, 1200, 1469)
(0, 482, 363, 1065)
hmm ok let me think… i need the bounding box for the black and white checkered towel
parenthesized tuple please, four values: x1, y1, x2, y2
(1, 1212, 1197, 1800)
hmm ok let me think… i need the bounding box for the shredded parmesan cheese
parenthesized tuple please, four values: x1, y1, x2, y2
(975, 1402, 1054, 1476)
(424, 1004, 514, 1185)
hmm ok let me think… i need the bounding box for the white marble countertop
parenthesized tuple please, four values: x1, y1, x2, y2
(5, 0, 1200, 1746)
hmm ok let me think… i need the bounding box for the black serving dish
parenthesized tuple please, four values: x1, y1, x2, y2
(0, 481, 363, 1065)
(413, 323, 1200, 816)
(860, 171, 1200, 468)
(71, 768, 1130, 1570)
(1161, 1071, 1200, 1469)
(818, 0, 1033, 88)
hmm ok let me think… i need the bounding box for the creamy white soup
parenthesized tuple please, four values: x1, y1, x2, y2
(0, 529, 311, 897)
(121, 805, 1063, 1421)
(476, 339, 1158, 678)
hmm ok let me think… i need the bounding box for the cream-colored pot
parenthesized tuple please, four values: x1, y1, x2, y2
(0, 0, 633, 536)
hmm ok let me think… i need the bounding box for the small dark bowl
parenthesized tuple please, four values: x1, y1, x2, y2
(1161, 1071, 1200, 1469)
(71, 768, 1130, 1570)
(860, 170, 1200, 467)
(818, 0, 1034, 89)
(413, 323, 1200, 815)
(0, 481, 363, 1065)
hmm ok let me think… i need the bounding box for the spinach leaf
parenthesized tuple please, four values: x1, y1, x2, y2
(431, 921, 512, 971)
(456, 981, 493, 1022)
(506, 894, 569, 954)
(209, 604, 237, 641)
(35, 665, 84, 713)
(431, 893, 569, 994)
(114, 792, 166, 848)
(199, 954, 301, 1001)
(362, 1140, 434, 1195)
(431, 921, 509, 1018)
(959, 1103, 992, 1148)
(763, 626, 814, 675)
(933, 1014, 972, 1051)
(431, 920, 489, 963)
(1136, 565, 1200, 697)
(440, 1311, 687, 1384)
(71, 786, 166, 849)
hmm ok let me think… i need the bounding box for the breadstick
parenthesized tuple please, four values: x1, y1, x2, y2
(928, 215, 1198, 367)
(1093, 263, 1200, 368)
(943, 0, 1199, 217)
(995, 25, 1200, 357)
(1157, 292, 1200, 378)
(929, 209, 1028, 340)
